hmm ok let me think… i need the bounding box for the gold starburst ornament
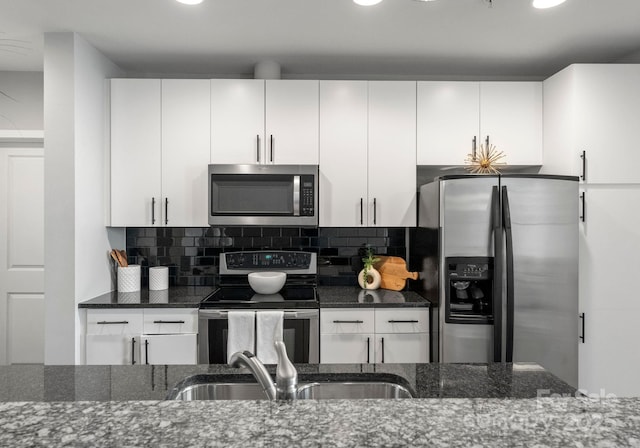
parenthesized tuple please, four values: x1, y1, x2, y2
(465, 143, 506, 174)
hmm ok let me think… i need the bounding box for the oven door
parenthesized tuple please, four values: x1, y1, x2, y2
(198, 309, 319, 364)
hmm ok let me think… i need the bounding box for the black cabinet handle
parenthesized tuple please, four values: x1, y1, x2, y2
(388, 320, 419, 324)
(164, 198, 168, 225)
(256, 134, 260, 163)
(580, 151, 586, 181)
(153, 320, 185, 324)
(360, 198, 363, 225)
(381, 337, 385, 363)
(579, 313, 585, 343)
(485, 135, 490, 148)
(580, 192, 586, 222)
(366, 337, 370, 364)
(144, 339, 149, 365)
(373, 198, 377, 225)
(333, 320, 364, 324)
(131, 338, 136, 365)
(97, 321, 129, 325)
(472, 136, 477, 161)
(151, 197, 156, 225)
(270, 134, 274, 162)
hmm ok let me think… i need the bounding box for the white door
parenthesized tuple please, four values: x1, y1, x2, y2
(0, 147, 45, 365)
(368, 81, 417, 227)
(110, 79, 162, 226)
(86, 334, 139, 365)
(417, 81, 480, 165)
(320, 334, 373, 364)
(579, 186, 640, 397)
(479, 82, 543, 166)
(161, 79, 210, 227)
(265, 80, 319, 165)
(573, 65, 640, 184)
(319, 81, 368, 227)
(376, 334, 429, 364)
(141, 334, 197, 365)
(211, 79, 265, 164)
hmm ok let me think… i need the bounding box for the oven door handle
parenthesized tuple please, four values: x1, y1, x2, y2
(199, 309, 318, 319)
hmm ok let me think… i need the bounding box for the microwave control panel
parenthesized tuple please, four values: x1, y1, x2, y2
(300, 175, 315, 216)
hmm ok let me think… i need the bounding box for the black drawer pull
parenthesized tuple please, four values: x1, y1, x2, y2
(333, 320, 364, 324)
(153, 320, 185, 324)
(388, 320, 419, 323)
(97, 321, 129, 325)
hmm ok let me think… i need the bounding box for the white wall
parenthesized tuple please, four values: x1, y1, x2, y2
(0, 72, 44, 131)
(44, 32, 124, 364)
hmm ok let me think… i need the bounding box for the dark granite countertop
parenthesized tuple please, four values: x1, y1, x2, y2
(318, 286, 432, 308)
(2, 363, 639, 447)
(77, 286, 215, 308)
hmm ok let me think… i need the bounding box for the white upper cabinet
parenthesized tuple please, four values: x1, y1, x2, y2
(211, 79, 265, 164)
(543, 64, 640, 183)
(161, 79, 210, 227)
(319, 81, 416, 227)
(480, 82, 542, 166)
(319, 81, 369, 227)
(210, 79, 319, 165)
(110, 79, 210, 227)
(265, 80, 319, 165)
(417, 81, 542, 167)
(110, 79, 162, 227)
(367, 81, 417, 227)
(417, 81, 479, 165)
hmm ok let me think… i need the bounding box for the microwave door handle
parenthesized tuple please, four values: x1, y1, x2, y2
(293, 176, 300, 216)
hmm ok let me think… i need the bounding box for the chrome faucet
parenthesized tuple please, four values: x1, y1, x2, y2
(229, 341, 298, 401)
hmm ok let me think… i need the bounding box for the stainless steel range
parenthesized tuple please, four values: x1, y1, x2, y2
(198, 250, 319, 364)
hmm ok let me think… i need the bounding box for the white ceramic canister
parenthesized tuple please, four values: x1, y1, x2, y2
(118, 264, 141, 292)
(149, 266, 169, 291)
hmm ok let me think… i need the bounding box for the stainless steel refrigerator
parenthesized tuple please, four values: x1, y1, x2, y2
(416, 174, 579, 387)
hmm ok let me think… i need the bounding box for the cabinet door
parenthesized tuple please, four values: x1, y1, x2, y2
(110, 79, 161, 226)
(573, 65, 640, 184)
(141, 334, 197, 365)
(375, 308, 429, 334)
(579, 187, 640, 397)
(320, 308, 375, 334)
(368, 81, 417, 227)
(161, 79, 211, 227)
(479, 82, 542, 166)
(417, 81, 480, 165)
(376, 333, 429, 364)
(265, 80, 319, 165)
(211, 79, 265, 164)
(86, 335, 139, 365)
(319, 81, 369, 226)
(320, 333, 373, 364)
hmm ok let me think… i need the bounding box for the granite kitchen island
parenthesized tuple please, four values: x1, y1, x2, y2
(1, 362, 639, 447)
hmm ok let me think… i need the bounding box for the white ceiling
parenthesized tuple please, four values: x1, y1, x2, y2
(1, 0, 640, 79)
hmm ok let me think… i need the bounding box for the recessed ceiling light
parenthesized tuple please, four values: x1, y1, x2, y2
(353, 0, 384, 6)
(176, 0, 203, 5)
(532, 0, 567, 8)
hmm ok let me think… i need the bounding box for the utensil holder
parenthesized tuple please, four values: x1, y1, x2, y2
(149, 266, 169, 291)
(117, 265, 141, 292)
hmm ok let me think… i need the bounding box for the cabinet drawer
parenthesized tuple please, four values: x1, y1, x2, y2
(86, 310, 143, 335)
(320, 308, 375, 334)
(375, 308, 429, 334)
(143, 309, 198, 334)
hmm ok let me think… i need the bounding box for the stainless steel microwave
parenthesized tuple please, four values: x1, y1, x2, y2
(208, 164, 318, 227)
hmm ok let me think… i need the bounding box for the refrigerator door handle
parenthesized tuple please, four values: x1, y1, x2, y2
(502, 185, 515, 363)
(491, 185, 503, 362)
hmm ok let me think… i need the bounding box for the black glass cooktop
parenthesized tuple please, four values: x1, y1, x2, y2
(200, 285, 318, 309)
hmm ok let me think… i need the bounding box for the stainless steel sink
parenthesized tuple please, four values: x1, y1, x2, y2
(167, 374, 415, 401)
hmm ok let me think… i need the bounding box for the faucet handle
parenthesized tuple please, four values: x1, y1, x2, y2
(275, 341, 297, 400)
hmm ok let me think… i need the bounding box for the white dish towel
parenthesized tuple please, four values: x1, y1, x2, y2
(256, 311, 284, 364)
(226, 311, 256, 364)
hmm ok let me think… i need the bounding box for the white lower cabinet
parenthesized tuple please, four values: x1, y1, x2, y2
(320, 307, 429, 364)
(85, 308, 197, 365)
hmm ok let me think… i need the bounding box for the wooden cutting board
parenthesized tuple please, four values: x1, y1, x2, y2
(374, 256, 419, 291)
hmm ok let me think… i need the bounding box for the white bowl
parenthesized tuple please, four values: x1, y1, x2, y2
(248, 271, 287, 295)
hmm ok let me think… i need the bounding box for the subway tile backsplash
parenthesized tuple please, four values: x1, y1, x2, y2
(126, 227, 407, 287)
